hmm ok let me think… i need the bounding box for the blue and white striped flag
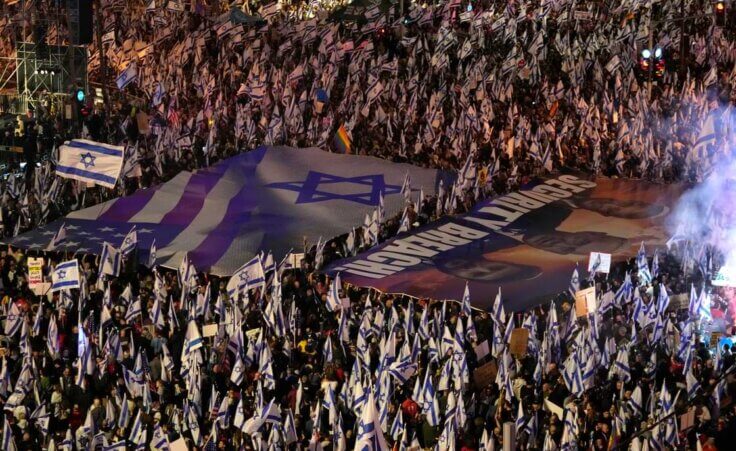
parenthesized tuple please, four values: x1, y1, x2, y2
(120, 227, 138, 256)
(355, 391, 389, 450)
(637, 242, 652, 285)
(388, 357, 418, 384)
(4, 302, 23, 337)
(100, 242, 122, 276)
(118, 394, 130, 429)
(116, 64, 138, 90)
(569, 264, 580, 296)
(145, 239, 156, 268)
(56, 140, 124, 189)
(151, 423, 168, 450)
(226, 256, 265, 296)
(51, 260, 80, 292)
(515, 398, 526, 436)
(2, 417, 16, 451)
(326, 272, 342, 312)
(460, 282, 472, 317)
(46, 223, 68, 250)
(103, 440, 127, 451)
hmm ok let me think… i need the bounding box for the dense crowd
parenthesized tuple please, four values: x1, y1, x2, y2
(1, 0, 736, 237)
(0, 0, 734, 450)
(0, 229, 732, 450)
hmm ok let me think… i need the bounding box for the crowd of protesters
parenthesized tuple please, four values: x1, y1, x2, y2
(0, 0, 736, 237)
(0, 0, 733, 450)
(0, 226, 732, 450)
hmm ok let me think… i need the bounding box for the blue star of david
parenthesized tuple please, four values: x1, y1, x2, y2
(80, 152, 96, 169)
(57, 270, 66, 279)
(267, 171, 402, 206)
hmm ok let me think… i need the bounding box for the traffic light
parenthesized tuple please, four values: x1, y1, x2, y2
(716, 1, 726, 26)
(72, 88, 90, 121)
(639, 47, 665, 79)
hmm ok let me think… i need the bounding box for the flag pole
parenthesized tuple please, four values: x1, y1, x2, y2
(648, 2, 654, 101)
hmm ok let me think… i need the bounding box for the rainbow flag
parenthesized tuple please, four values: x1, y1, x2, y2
(334, 124, 352, 154)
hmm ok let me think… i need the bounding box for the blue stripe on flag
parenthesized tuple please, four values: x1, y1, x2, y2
(52, 280, 79, 289)
(56, 165, 118, 185)
(69, 140, 124, 157)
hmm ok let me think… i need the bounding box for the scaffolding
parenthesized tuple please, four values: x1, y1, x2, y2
(0, 0, 88, 115)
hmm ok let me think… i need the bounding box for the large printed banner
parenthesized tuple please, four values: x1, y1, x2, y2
(328, 175, 685, 311)
(10, 146, 441, 275)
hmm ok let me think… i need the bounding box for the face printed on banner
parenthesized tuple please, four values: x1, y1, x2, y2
(437, 257, 542, 284)
(523, 231, 628, 256)
(575, 198, 668, 220)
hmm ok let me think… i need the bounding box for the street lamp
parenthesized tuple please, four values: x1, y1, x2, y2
(715, 1, 726, 26)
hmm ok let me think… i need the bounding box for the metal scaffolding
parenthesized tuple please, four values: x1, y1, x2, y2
(0, 0, 88, 114)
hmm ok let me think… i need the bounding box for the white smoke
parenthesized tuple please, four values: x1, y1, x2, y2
(667, 155, 736, 275)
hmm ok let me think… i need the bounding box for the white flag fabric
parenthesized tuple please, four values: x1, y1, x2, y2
(56, 140, 124, 189)
(353, 391, 388, 451)
(4, 302, 23, 337)
(51, 260, 81, 292)
(185, 320, 204, 352)
(100, 242, 122, 276)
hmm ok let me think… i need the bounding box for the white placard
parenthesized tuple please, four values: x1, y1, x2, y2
(713, 265, 736, 287)
(588, 252, 611, 274)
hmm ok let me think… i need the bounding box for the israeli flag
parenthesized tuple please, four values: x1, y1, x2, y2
(120, 227, 138, 256)
(226, 256, 265, 296)
(56, 139, 124, 189)
(100, 242, 122, 276)
(51, 260, 80, 292)
(116, 64, 138, 90)
(152, 82, 165, 106)
(46, 223, 68, 251)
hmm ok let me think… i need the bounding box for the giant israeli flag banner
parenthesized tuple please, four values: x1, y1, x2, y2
(56, 139, 125, 188)
(12, 146, 443, 275)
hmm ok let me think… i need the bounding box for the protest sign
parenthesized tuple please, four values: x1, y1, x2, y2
(575, 287, 597, 317)
(27, 258, 43, 289)
(473, 360, 498, 389)
(588, 252, 611, 274)
(203, 324, 218, 337)
(509, 328, 529, 357)
(474, 340, 490, 361)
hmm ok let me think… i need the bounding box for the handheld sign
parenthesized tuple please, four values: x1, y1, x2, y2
(203, 324, 218, 338)
(588, 252, 611, 274)
(473, 361, 498, 389)
(575, 287, 597, 317)
(27, 258, 43, 289)
(474, 340, 490, 361)
(509, 328, 530, 357)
